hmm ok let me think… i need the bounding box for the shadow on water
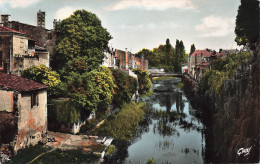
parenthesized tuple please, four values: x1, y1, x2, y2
(104, 78, 210, 164)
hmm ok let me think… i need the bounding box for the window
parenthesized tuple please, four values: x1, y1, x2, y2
(0, 37, 2, 46)
(0, 51, 2, 68)
(31, 92, 38, 108)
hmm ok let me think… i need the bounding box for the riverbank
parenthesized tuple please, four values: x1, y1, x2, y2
(183, 51, 259, 163)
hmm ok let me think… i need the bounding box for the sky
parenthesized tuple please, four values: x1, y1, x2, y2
(0, 0, 241, 53)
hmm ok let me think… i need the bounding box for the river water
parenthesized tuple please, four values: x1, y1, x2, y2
(123, 78, 206, 164)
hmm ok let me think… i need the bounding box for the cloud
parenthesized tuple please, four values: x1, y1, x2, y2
(55, 6, 77, 20)
(106, 0, 197, 11)
(0, 0, 40, 8)
(195, 15, 235, 37)
(119, 21, 183, 30)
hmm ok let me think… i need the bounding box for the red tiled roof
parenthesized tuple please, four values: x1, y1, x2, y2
(191, 50, 213, 58)
(0, 72, 47, 92)
(0, 26, 27, 35)
(216, 52, 225, 57)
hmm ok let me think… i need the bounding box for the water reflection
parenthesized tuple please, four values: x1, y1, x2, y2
(110, 78, 207, 164)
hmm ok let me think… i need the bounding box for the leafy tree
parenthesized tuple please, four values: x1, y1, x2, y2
(54, 9, 112, 70)
(235, 0, 259, 47)
(174, 40, 186, 72)
(189, 44, 196, 56)
(109, 68, 137, 106)
(166, 38, 171, 65)
(133, 69, 152, 95)
(22, 64, 61, 95)
(66, 66, 115, 112)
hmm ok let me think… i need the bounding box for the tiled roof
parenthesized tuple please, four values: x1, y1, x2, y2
(191, 50, 213, 58)
(0, 72, 47, 92)
(0, 26, 27, 36)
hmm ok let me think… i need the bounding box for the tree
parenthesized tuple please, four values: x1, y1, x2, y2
(22, 64, 61, 95)
(54, 9, 112, 70)
(235, 0, 259, 47)
(174, 40, 186, 72)
(189, 44, 196, 56)
(66, 66, 115, 113)
(166, 38, 171, 65)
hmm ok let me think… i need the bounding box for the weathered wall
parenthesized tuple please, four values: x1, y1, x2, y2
(12, 35, 28, 57)
(14, 90, 47, 152)
(0, 35, 11, 72)
(0, 90, 14, 112)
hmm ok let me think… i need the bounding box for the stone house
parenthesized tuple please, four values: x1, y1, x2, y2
(0, 72, 47, 156)
(0, 26, 49, 76)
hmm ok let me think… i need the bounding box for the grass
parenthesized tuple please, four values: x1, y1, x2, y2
(7, 144, 49, 164)
(31, 149, 100, 164)
(94, 102, 147, 141)
(87, 144, 106, 153)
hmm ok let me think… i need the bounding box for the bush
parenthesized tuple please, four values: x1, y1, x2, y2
(105, 145, 116, 155)
(94, 102, 147, 141)
(133, 69, 152, 95)
(109, 68, 137, 106)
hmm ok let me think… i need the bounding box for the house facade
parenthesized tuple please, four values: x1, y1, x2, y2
(0, 26, 49, 76)
(189, 49, 226, 81)
(0, 72, 48, 156)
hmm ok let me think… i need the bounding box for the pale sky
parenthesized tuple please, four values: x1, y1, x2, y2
(0, 0, 241, 53)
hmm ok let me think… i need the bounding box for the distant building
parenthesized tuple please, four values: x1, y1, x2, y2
(0, 72, 48, 156)
(37, 10, 45, 28)
(0, 26, 49, 76)
(189, 49, 226, 81)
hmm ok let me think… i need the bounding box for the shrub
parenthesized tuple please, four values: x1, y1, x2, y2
(146, 157, 156, 164)
(133, 69, 152, 95)
(105, 145, 116, 155)
(94, 102, 147, 141)
(109, 68, 137, 106)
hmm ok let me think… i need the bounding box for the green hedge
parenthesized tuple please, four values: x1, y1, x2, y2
(48, 99, 80, 124)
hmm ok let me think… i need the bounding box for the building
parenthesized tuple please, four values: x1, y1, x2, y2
(0, 72, 48, 156)
(37, 10, 45, 28)
(189, 49, 226, 81)
(102, 48, 149, 71)
(0, 26, 49, 76)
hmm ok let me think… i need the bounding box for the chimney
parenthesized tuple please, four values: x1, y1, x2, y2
(1, 14, 10, 27)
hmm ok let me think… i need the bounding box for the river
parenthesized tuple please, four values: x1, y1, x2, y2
(121, 78, 207, 164)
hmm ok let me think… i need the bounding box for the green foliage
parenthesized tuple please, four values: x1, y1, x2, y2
(235, 0, 259, 46)
(94, 102, 147, 141)
(177, 82, 184, 89)
(174, 40, 186, 72)
(153, 76, 175, 81)
(32, 149, 100, 163)
(199, 51, 253, 94)
(189, 44, 196, 56)
(105, 145, 116, 155)
(133, 69, 152, 95)
(48, 99, 80, 124)
(66, 66, 115, 112)
(22, 64, 61, 95)
(146, 157, 156, 164)
(54, 9, 112, 70)
(109, 68, 137, 106)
